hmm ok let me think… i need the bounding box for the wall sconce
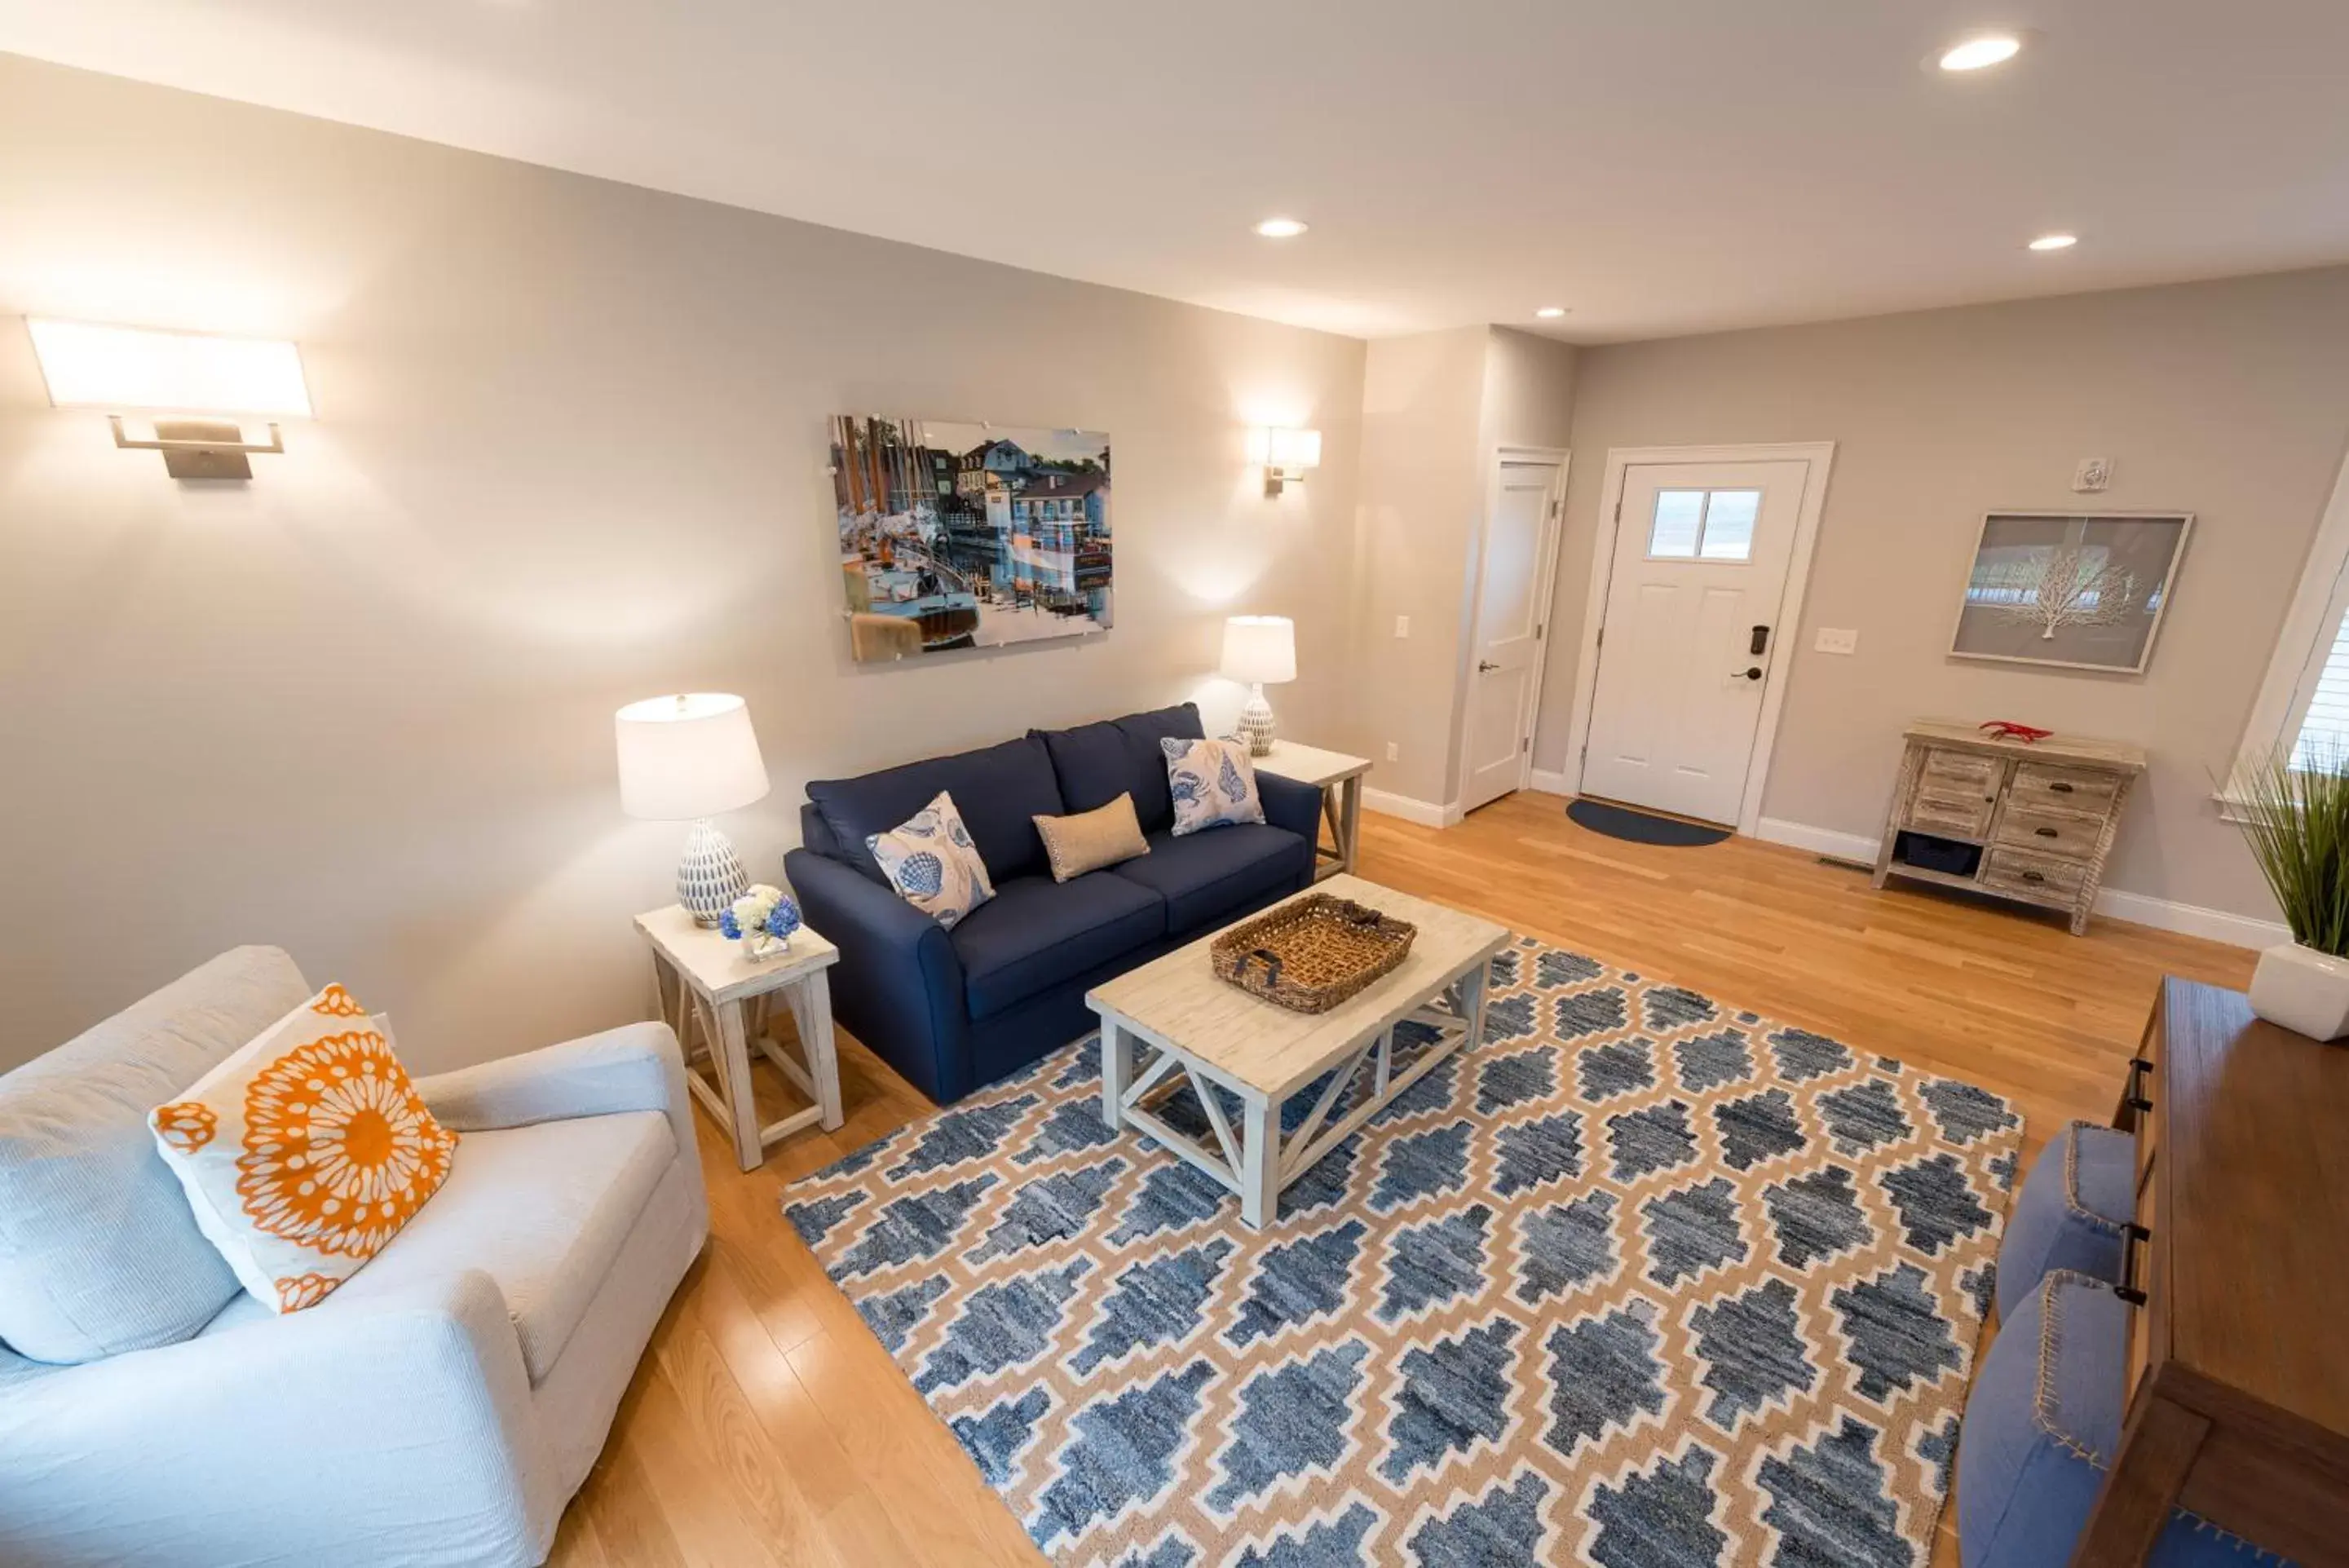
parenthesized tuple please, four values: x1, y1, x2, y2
(1247, 426, 1322, 497)
(26, 318, 312, 479)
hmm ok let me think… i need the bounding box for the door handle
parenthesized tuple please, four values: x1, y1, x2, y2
(1734, 666, 1762, 681)
(1478, 660, 1499, 673)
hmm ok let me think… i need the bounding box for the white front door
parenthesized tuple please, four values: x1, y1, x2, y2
(1462, 459, 1565, 812)
(1581, 461, 1808, 824)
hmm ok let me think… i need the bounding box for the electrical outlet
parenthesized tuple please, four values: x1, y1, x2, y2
(1393, 616, 1410, 638)
(1814, 627, 1859, 655)
(1384, 741, 1399, 762)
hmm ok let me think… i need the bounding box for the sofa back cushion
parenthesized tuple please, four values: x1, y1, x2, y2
(1038, 703, 1205, 835)
(807, 732, 1066, 886)
(0, 946, 311, 1363)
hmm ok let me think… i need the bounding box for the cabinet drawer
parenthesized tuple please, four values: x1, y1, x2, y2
(1980, 848, 2087, 900)
(1994, 806, 2104, 859)
(1922, 747, 2001, 790)
(2125, 1156, 2157, 1408)
(1906, 790, 1994, 839)
(2011, 762, 2119, 812)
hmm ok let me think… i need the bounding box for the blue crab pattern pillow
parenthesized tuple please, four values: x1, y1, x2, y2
(865, 790, 996, 929)
(1161, 736, 1265, 837)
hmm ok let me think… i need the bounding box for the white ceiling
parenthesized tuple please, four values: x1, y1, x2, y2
(7, 1, 2349, 342)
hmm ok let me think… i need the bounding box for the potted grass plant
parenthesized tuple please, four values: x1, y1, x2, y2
(2232, 744, 2349, 1040)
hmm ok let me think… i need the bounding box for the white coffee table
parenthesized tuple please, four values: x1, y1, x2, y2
(1086, 875, 1511, 1228)
(634, 904, 843, 1172)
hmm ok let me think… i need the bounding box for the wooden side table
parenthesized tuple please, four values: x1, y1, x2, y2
(1254, 739, 1371, 882)
(634, 904, 843, 1172)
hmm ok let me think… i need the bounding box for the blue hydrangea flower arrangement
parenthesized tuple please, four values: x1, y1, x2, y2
(718, 884, 801, 959)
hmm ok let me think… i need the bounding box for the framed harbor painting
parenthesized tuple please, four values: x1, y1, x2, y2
(1948, 510, 2192, 674)
(830, 415, 1112, 664)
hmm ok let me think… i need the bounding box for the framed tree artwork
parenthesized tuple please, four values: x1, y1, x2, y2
(1948, 510, 2193, 674)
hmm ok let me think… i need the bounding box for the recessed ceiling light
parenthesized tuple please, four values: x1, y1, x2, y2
(2028, 232, 2079, 251)
(1534, 306, 1568, 319)
(1939, 33, 2022, 72)
(1254, 217, 1308, 240)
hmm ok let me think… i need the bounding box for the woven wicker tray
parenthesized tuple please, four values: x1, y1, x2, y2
(1210, 894, 1418, 1014)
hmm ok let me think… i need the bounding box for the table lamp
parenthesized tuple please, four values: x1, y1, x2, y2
(1221, 615, 1296, 757)
(616, 693, 770, 925)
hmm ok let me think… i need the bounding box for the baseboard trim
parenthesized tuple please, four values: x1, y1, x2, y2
(1751, 818, 2284, 950)
(1526, 769, 1572, 797)
(1361, 788, 1457, 829)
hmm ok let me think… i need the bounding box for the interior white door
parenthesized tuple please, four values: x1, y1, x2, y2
(1462, 460, 1563, 812)
(1581, 461, 1808, 824)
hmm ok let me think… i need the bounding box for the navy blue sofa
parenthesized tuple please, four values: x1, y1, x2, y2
(784, 703, 1322, 1104)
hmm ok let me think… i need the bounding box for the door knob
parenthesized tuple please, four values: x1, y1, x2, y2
(1478, 660, 1499, 673)
(1736, 666, 1762, 681)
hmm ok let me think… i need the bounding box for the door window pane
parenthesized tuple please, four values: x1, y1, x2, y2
(1698, 489, 1760, 560)
(1649, 490, 1703, 557)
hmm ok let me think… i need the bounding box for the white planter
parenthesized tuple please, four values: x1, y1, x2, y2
(2248, 941, 2349, 1041)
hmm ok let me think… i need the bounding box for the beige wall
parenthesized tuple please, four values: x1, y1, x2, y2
(0, 56, 1367, 1072)
(1534, 267, 2349, 921)
(1348, 327, 1578, 806)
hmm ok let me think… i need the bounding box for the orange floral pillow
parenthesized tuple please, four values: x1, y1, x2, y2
(148, 983, 457, 1314)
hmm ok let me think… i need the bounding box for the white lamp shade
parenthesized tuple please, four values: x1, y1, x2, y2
(1245, 426, 1322, 469)
(615, 693, 770, 820)
(1221, 615, 1297, 685)
(27, 319, 312, 417)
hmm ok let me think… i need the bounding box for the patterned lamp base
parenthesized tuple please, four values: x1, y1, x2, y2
(1237, 682, 1278, 757)
(677, 819, 752, 925)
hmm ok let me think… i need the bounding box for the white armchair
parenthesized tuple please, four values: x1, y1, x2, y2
(0, 948, 708, 1567)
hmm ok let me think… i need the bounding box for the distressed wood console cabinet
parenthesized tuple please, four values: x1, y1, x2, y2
(1870, 720, 2144, 934)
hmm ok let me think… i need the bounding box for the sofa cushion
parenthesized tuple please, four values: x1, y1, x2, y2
(808, 733, 1064, 886)
(950, 873, 1167, 1021)
(1110, 824, 1310, 935)
(1957, 1271, 2275, 1566)
(302, 1110, 676, 1384)
(1039, 703, 1204, 835)
(0, 946, 310, 1365)
(1994, 1120, 2133, 1319)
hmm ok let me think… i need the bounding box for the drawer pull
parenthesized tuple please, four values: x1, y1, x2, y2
(2021, 869, 2046, 884)
(2034, 826, 2059, 837)
(2116, 1221, 2152, 1307)
(2125, 1055, 2153, 1113)
(2048, 781, 2075, 793)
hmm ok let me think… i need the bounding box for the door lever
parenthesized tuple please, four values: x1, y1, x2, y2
(1477, 660, 1499, 673)
(1734, 666, 1763, 682)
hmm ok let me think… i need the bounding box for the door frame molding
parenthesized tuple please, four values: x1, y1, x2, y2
(1560, 441, 1838, 834)
(1454, 445, 1570, 812)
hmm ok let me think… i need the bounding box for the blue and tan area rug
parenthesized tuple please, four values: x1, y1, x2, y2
(784, 937, 2023, 1566)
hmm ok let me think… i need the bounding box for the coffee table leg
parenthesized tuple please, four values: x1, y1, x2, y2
(1461, 958, 1492, 1048)
(1100, 1022, 1132, 1131)
(1240, 1093, 1279, 1229)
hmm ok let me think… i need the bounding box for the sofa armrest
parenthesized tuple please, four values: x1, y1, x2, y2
(0, 1270, 554, 1568)
(1256, 772, 1325, 879)
(786, 847, 970, 1103)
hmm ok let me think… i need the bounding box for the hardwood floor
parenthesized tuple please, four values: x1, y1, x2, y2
(551, 791, 2257, 1566)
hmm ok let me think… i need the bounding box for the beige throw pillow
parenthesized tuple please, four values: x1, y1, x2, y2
(1034, 793, 1150, 881)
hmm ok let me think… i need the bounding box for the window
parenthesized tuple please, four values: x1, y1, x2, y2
(1647, 488, 1760, 562)
(2232, 447, 2349, 794)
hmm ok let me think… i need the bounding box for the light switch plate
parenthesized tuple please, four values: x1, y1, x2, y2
(1814, 627, 1859, 655)
(1394, 616, 1411, 638)
(1384, 741, 1400, 762)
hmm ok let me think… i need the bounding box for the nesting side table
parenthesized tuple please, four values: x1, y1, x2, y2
(634, 904, 843, 1172)
(1254, 739, 1372, 882)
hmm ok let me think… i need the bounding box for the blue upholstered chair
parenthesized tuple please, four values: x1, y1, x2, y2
(1958, 1271, 2283, 1566)
(784, 704, 1322, 1104)
(1996, 1120, 2136, 1319)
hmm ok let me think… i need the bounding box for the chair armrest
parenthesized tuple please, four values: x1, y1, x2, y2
(1256, 772, 1325, 878)
(416, 1023, 702, 1222)
(786, 847, 970, 1103)
(0, 1271, 554, 1567)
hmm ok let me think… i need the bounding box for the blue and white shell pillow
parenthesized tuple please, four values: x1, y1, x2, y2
(865, 790, 996, 929)
(1161, 736, 1265, 837)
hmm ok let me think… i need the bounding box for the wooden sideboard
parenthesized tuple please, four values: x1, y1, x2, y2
(2077, 978, 2349, 1566)
(1870, 720, 2145, 934)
